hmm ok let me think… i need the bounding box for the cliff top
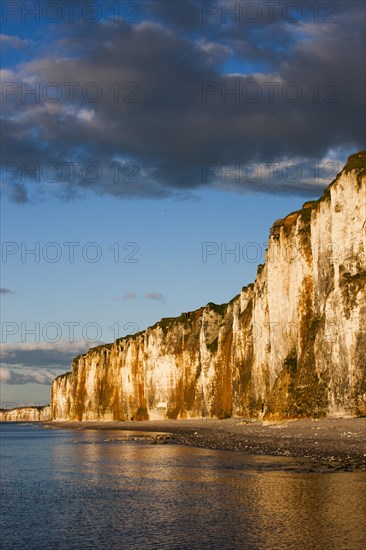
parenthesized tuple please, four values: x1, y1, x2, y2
(344, 151, 366, 176)
(271, 151, 366, 232)
(61, 152, 365, 365)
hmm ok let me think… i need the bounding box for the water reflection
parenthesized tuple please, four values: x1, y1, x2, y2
(1, 425, 365, 549)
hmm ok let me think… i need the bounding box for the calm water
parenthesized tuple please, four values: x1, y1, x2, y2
(0, 424, 365, 550)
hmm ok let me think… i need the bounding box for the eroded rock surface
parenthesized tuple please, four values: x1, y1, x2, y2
(2, 153, 365, 422)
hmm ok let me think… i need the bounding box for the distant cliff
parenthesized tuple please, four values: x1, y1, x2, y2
(0, 406, 51, 422)
(2, 153, 365, 422)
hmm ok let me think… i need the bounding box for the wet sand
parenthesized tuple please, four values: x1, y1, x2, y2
(41, 417, 366, 472)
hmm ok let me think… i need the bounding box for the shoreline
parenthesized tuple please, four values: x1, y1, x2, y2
(34, 417, 366, 471)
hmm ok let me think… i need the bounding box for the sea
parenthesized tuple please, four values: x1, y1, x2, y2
(0, 423, 365, 549)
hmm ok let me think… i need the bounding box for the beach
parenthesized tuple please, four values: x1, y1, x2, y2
(42, 417, 366, 472)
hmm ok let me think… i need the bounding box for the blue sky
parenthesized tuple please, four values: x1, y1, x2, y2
(1, 1, 364, 405)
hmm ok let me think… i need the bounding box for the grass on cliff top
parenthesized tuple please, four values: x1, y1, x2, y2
(229, 293, 240, 304)
(149, 302, 228, 333)
(149, 308, 203, 333)
(0, 405, 46, 412)
(58, 153, 366, 369)
(206, 302, 227, 315)
(344, 151, 366, 176)
(54, 371, 72, 381)
(271, 151, 366, 233)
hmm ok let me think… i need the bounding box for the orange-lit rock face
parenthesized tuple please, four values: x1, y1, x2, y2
(7, 155, 366, 422)
(0, 406, 51, 422)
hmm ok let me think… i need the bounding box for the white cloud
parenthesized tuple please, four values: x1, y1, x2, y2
(76, 108, 95, 123)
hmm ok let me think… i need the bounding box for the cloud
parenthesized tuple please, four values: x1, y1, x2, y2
(0, 340, 91, 370)
(120, 292, 137, 300)
(1, 1, 364, 202)
(145, 293, 165, 302)
(8, 183, 28, 204)
(0, 288, 15, 294)
(0, 367, 57, 385)
(0, 34, 31, 49)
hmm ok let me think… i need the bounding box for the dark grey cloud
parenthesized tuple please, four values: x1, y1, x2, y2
(145, 0, 205, 33)
(0, 367, 57, 385)
(9, 183, 28, 203)
(0, 288, 15, 294)
(0, 342, 89, 370)
(1, 1, 364, 202)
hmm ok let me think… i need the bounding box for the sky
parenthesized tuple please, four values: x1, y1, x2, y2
(1, 0, 365, 406)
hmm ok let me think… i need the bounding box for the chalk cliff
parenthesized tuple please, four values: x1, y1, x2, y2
(2, 153, 365, 422)
(0, 406, 51, 422)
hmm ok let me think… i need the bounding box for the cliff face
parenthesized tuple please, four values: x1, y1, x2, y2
(49, 153, 365, 421)
(3, 154, 365, 422)
(0, 406, 51, 422)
